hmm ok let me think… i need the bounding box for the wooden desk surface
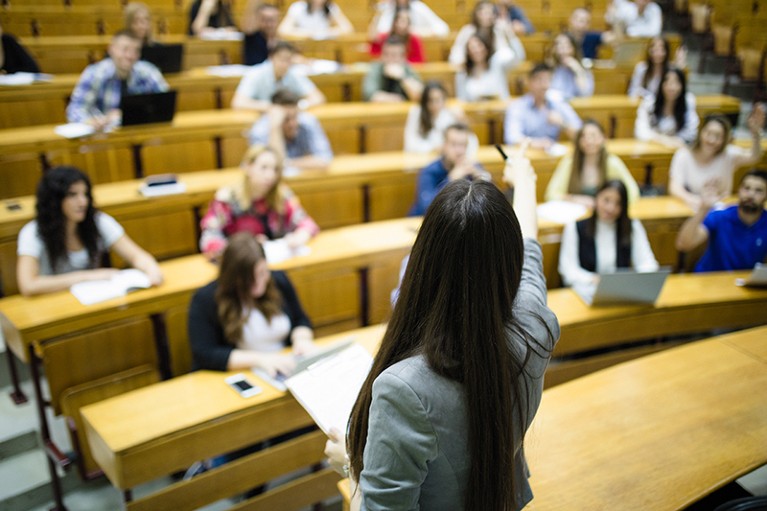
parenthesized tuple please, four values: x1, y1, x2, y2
(0, 217, 420, 361)
(526, 325, 767, 511)
(81, 324, 386, 489)
(82, 322, 767, 502)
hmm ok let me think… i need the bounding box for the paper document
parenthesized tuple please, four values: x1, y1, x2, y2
(262, 239, 310, 264)
(54, 123, 96, 139)
(286, 343, 373, 434)
(537, 201, 588, 224)
(70, 269, 151, 305)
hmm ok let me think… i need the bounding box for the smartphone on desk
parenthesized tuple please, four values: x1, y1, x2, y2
(225, 373, 263, 398)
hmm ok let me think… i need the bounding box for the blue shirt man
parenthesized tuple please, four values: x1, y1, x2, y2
(66, 30, 168, 130)
(410, 123, 490, 216)
(676, 170, 767, 272)
(249, 88, 333, 170)
(503, 63, 582, 150)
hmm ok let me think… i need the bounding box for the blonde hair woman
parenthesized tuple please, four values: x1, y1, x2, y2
(199, 145, 319, 260)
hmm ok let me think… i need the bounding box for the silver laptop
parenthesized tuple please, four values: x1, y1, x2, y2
(736, 263, 767, 287)
(251, 339, 353, 391)
(577, 268, 671, 306)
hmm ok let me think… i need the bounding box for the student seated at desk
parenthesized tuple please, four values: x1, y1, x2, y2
(188, 0, 237, 37)
(567, 8, 602, 60)
(16, 166, 163, 296)
(409, 123, 490, 216)
(241, 1, 281, 66)
(325, 156, 560, 510)
(0, 21, 40, 74)
(199, 144, 320, 260)
(628, 36, 687, 99)
(504, 63, 583, 150)
(547, 32, 594, 101)
(189, 232, 316, 376)
(248, 88, 333, 171)
(559, 180, 658, 297)
(277, 0, 354, 39)
(448, 0, 525, 71)
(231, 41, 326, 112)
(403, 80, 477, 154)
(65, 30, 168, 131)
(676, 169, 767, 272)
(669, 109, 764, 211)
(455, 33, 511, 102)
(370, 7, 425, 64)
(124, 2, 154, 47)
(363, 34, 424, 103)
(634, 67, 699, 149)
(369, 0, 449, 38)
(546, 119, 640, 207)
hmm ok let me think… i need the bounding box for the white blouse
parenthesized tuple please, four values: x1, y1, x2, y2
(239, 309, 291, 352)
(669, 144, 758, 197)
(635, 92, 699, 144)
(559, 218, 659, 297)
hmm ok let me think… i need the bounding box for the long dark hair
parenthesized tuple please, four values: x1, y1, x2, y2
(569, 119, 608, 195)
(586, 180, 632, 247)
(348, 180, 547, 510)
(418, 80, 447, 136)
(653, 67, 688, 134)
(215, 232, 282, 345)
(471, 0, 498, 40)
(306, 0, 331, 17)
(35, 166, 101, 273)
(643, 36, 670, 90)
(465, 32, 493, 74)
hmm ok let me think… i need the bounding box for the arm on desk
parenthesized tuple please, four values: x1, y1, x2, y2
(111, 235, 163, 286)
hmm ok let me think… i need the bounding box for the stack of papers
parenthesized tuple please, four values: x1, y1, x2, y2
(70, 269, 151, 305)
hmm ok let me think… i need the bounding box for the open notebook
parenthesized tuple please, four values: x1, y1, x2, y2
(576, 268, 671, 306)
(254, 341, 373, 434)
(70, 269, 151, 305)
(736, 263, 767, 287)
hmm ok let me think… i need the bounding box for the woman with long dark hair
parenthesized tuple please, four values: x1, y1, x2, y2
(628, 36, 687, 98)
(669, 107, 764, 210)
(449, 0, 525, 70)
(16, 166, 162, 296)
(546, 119, 639, 206)
(325, 155, 560, 510)
(455, 32, 510, 102)
(188, 232, 315, 376)
(403, 80, 475, 153)
(635, 67, 699, 148)
(558, 180, 659, 298)
(278, 0, 353, 38)
(369, 7, 425, 63)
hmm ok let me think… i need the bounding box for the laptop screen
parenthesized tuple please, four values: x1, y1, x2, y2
(120, 90, 178, 126)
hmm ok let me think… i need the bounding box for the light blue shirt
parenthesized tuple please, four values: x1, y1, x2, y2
(550, 65, 594, 100)
(234, 60, 317, 102)
(248, 111, 333, 161)
(503, 93, 583, 145)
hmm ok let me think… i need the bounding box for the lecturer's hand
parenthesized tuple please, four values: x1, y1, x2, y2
(324, 427, 349, 476)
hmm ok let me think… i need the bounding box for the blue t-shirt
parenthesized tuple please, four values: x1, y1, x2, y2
(695, 206, 767, 272)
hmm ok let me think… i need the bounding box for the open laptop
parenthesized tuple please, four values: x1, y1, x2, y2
(736, 263, 767, 287)
(120, 90, 177, 127)
(577, 268, 671, 306)
(612, 38, 648, 67)
(141, 44, 184, 74)
(251, 339, 354, 391)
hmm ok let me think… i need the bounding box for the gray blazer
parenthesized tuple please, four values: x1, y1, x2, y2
(359, 239, 560, 510)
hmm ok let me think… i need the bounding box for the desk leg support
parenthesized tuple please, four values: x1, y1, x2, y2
(29, 345, 71, 511)
(5, 350, 28, 404)
(358, 268, 369, 327)
(150, 314, 172, 380)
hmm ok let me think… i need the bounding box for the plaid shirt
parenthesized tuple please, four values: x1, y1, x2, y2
(66, 58, 168, 123)
(199, 185, 320, 255)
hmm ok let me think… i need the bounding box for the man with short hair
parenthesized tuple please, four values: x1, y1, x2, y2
(363, 34, 424, 103)
(503, 63, 582, 149)
(409, 123, 490, 216)
(249, 88, 333, 170)
(242, 1, 281, 66)
(232, 41, 325, 112)
(66, 30, 168, 130)
(568, 8, 603, 60)
(676, 170, 767, 272)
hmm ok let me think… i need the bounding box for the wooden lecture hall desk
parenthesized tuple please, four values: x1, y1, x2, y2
(0, 189, 696, 298)
(337, 325, 767, 511)
(0, 95, 743, 198)
(0, 61, 644, 129)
